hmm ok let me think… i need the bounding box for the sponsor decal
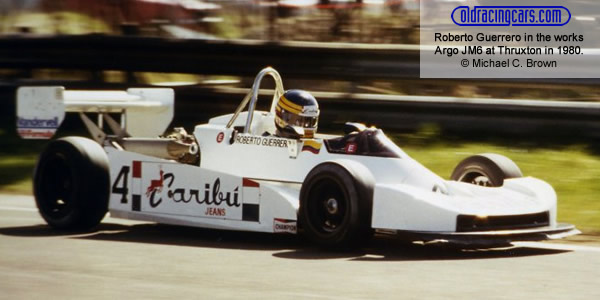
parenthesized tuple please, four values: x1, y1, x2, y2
(301, 140, 321, 154)
(111, 164, 242, 217)
(344, 142, 357, 154)
(146, 168, 165, 197)
(235, 135, 288, 148)
(216, 132, 225, 143)
(273, 218, 297, 234)
(17, 129, 55, 139)
(17, 117, 59, 129)
(205, 207, 226, 216)
(16, 117, 61, 139)
(145, 170, 240, 212)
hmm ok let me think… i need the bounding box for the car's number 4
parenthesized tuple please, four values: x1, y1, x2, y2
(112, 166, 130, 203)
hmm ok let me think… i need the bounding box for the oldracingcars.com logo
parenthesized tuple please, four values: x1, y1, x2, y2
(451, 6, 571, 26)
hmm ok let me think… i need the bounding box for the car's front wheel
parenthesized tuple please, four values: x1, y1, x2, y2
(450, 153, 522, 187)
(299, 162, 374, 248)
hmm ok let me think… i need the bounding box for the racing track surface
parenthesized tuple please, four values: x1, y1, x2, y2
(1, 195, 599, 300)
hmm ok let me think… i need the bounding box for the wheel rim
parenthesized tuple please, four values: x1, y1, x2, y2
(37, 152, 75, 219)
(306, 178, 348, 234)
(458, 171, 493, 187)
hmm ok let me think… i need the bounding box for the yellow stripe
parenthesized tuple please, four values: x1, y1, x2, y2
(280, 96, 303, 110)
(277, 101, 302, 115)
(303, 140, 321, 149)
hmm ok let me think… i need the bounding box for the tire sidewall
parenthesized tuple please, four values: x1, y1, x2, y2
(34, 137, 109, 230)
(451, 154, 522, 187)
(299, 162, 373, 247)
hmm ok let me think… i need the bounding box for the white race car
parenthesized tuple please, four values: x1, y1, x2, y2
(17, 67, 579, 247)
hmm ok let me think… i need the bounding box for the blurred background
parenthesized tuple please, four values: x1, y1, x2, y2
(0, 0, 419, 41)
(0, 0, 599, 236)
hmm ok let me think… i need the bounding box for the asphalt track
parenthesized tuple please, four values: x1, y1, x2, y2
(1, 195, 599, 300)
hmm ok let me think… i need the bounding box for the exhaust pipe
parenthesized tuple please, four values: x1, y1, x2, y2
(120, 137, 198, 161)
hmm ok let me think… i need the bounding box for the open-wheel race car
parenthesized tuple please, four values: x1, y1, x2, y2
(17, 67, 579, 248)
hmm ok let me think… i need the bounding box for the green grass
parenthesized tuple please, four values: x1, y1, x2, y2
(0, 154, 37, 194)
(1, 130, 598, 234)
(0, 124, 45, 194)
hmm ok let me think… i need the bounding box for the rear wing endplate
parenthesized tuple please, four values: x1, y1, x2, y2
(16, 86, 174, 139)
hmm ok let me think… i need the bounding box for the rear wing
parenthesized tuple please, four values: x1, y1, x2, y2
(16, 86, 174, 139)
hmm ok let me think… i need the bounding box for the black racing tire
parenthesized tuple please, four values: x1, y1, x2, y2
(450, 153, 523, 187)
(299, 162, 374, 248)
(33, 137, 110, 230)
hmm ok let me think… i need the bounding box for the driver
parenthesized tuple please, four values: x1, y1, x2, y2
(274, 90, 319, 139)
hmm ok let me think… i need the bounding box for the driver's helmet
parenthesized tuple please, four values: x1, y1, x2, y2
(275, 89, 319, 139)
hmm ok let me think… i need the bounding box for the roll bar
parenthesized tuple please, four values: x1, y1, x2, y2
(226, 67, 284, 134)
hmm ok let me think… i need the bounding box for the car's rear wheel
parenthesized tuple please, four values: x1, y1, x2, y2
(34, 137, 110, 230)
(450, 153, 522, 187)
(299, 162, 373, 248)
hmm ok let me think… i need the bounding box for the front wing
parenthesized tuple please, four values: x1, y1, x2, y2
(383, 223, 580, 246)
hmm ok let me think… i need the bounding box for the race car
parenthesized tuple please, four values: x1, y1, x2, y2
(17, 67, 579, 247)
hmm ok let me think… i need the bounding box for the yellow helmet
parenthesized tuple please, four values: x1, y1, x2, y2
(275, 90, 319, 139)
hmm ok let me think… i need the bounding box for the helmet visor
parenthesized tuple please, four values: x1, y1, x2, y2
(279, 109, 318, 128)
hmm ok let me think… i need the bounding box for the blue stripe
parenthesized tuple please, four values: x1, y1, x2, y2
(17, 126, 57, 129)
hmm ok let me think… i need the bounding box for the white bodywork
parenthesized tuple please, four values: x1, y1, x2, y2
(105, 112, 558, 235)
(17, 68, 577, 243)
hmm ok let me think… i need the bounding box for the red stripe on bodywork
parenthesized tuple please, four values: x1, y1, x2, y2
(301, 146, 320, 154)
(274, 218, 295, 223)
(243, 178, 260, 188)
(132, 161, 141, 178)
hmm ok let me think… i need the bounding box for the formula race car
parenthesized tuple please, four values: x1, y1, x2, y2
(17, 67, 579, 247)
